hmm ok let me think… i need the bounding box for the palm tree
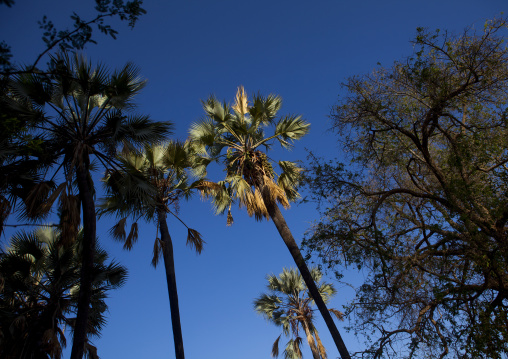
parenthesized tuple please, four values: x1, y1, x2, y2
(254, 268, 343, 359)
(3, 52, 171, 359)
(0, 226, 127, 359)
(99, 141, 203, 359)
(189, 86, 351, 359)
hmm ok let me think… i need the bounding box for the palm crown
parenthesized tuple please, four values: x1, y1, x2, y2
(99, 141, 203, 359)
(0, 227, 127, 359)
(100, 141, 204, 264)
(254, 268, 342, 359)
(2, 52, 171, 359)
(189, 86, 310, 224)
(3, 52, 171, 237)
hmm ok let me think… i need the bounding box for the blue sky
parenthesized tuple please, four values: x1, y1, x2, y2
(1, 1, 507, 358)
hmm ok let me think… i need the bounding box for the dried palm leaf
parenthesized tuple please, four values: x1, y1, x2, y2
(59, 193, 80, 245)
(315, 330, 327, 359)
(227, 207, 234, 226)
(42, 182, 66, 212)
(187, 228, 204, 254)
(110, 218, 127, 241)
(232, 85, 249, 115)
(152, 237, 162, 267)
(124, 222, 138, 250)
(272, 334, 281, 358)
(263, 176, 289, 209)
(293, 336, 303, 358)
(86, 342, 99, 359)
(0, 195, 11, 234)
(329, 308, 344, 321)
(24, 181, 53, 217)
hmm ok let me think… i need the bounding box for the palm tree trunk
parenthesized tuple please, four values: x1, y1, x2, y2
(158, 208, 186, 359)
(264, 200, 351, 359)
(302, 319, 321, 359)
(70, 164, 96, 359)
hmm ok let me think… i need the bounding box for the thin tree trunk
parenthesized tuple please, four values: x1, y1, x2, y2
(158, 208, 186, 359)
(264, 200, 351, 359)
(302, 319, 321, 359)
(70, 164, 96, 359)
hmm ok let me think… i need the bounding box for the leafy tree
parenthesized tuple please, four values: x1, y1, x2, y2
(2, 52, 171, 359)
(0, 226, 127, 359)
(0, 0, 146, 74)
(254, 267, 343, 359)
(303, 18, 508, 359)
(189, 86, 351, 359)
(100, 142, 204, 359)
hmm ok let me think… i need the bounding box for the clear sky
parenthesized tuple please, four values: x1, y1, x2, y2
(1, 1, 507, 358)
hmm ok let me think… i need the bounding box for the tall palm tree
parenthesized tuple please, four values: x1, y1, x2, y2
(99, 141, 203, 359)
(254, 267, 343, 359)
(189, 86, 351, 359)
(3, 52, 171, 359)
(0, 226, 127, 359)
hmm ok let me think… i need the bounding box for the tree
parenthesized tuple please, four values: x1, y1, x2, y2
(303, 17, 508, 359)
(254, 267, 343, 359)
(189, 86, 351, 359)
(2, 52, 171, 359)
(99, 142, 204, 359)
(0, 226, 127, 359)
(0, 0, 146, 74)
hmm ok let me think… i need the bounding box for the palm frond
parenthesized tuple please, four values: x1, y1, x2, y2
(249, 93, 282, 126)
(328, 308, 344, 321)
(314, 330, 327, 359)
(151, 237, 162, 268)
(22, 180, 55, 219)
(263, 176, 289, 209)
(274, 115, 310, 149)
(123, 222, 138, 250)
(272, 334, 282, 358)
(59, 192, 80, 245)
(109, 218, 127, 242)
(232, 86, 249, 116)
(186, 228, 204, 254)
(277, 161, 303, 202)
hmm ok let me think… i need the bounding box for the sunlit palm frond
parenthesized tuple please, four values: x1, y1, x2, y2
(255, 267, 338, 358)
(328, 309, 344, 321)
(232, 85, 249, 116)
(315, 330, 327, 359)
(284, 338, 303, 359)
(263, 176, 289, 209)
(249, 93, 282, 127)
(254, 293, 282, 319)
(191, 87, 309, 224)
(273, 115, 310, 149)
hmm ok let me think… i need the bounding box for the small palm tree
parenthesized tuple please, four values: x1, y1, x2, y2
(189, 87, 350, 359)
(0, 226, 127, 359)
(254, 268, 343, 359)
(100, 141, 203, 359)
(3, 52, 171, 359)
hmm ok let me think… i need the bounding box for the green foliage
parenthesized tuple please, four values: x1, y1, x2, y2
(0, 227, 127, 359)
(254, 267, 341, 359)
(100, 141, 204, 266)
(189, 86, 309, 224)
(303, 17, 508, 359)
(1, 0, 146, 73)
(0, 52, 171, 233)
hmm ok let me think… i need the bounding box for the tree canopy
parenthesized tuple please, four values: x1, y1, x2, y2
(303, 17, 508, 359)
